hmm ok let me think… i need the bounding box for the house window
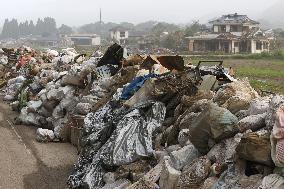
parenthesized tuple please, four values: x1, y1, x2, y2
(263, 42, 268, 49)
(120, 31, 126, 38)
(230, 25, 243, 32)
(256, 41, 262, 50)
(213, 26, 219, 33)
(220, 26, 226, 32)
(48, 42, 54, 46)
(234, 42, 239, 47)
(243, 26, 249, 32)
(231, 25, 237, 32)
(71, 38, 92, 46)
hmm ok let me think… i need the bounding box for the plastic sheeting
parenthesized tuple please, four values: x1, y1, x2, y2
(212, 164, 242, 189)
(120, 74, 157, 100)
(258, 174, 284, 189)
(68, 101, 166, 189)
(112, 102, 166, 165)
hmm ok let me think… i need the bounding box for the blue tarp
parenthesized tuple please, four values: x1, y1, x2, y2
(120, 74, 157, 100)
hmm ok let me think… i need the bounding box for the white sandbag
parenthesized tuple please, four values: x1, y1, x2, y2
(36, 128, 55, 142)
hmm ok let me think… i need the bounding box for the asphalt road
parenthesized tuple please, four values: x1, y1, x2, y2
(0, 98, 78, 189)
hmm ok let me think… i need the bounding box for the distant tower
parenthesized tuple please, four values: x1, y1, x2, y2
(99, 8, 102, 45)
(100, 8, 102, 24)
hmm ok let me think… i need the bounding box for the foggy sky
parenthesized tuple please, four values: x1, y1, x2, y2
(0, 0, 280, 26)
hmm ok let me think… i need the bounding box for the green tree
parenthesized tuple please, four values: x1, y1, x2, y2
(58, 24, 73, 35)
(28, 20, 35, 35)
(184, 21, 203, 37)
(1, 19, 9, 38)
(279, 31, 284, 38)
(10, 19, 19, 38)
(35, 17, 57, 35)
(36, 18, 44, 34)
(161, 30, 185, 50)
(43, 17, 57, 34)
(23, 21, 29, 36)
(151, 22, 180, 35)
(18, 22, 24, 36)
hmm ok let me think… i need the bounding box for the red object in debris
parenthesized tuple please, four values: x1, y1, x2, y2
(273, 107, 284, 139)
(16, 55, 30, 70)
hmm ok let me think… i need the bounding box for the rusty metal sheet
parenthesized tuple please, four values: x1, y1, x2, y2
(140, 55, 160, 70)
(157, 55, 185, 71)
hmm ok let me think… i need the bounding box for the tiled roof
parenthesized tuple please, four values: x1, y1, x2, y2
(186, 27, 269, 40)
(241, 27, 267, 40)
(209, 14, 259, 25)
(109, 26, 128, 32)
(186, 33, 238, 40)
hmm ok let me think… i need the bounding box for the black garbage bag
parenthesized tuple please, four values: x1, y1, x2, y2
(97, 43, 124, 69)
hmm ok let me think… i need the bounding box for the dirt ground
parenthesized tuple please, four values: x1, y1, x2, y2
(0, 97, 78, 189)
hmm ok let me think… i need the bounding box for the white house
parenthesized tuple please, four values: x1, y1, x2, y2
(69, 34, 101, 47)
(187, 13, 273, 54)
(110, 26, 129, 44)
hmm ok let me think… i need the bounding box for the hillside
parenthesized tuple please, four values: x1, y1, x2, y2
(260, 0, 284, 29)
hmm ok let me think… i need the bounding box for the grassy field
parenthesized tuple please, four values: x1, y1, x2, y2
(184, 57, 284, 95)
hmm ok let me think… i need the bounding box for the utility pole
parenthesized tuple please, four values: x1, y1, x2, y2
(99, 8, 102, 48)
(100, 8, 102, 24)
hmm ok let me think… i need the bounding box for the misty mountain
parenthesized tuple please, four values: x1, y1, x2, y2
(77, 21, 181, 38)
(135, 21, 158, 33)
(259, 0, 284, 29)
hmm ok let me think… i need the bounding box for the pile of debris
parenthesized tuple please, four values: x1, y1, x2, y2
(1, 44, 284, 189)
